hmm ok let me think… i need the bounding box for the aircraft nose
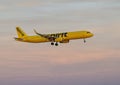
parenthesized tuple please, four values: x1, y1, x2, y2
(90, 33, 94, 37)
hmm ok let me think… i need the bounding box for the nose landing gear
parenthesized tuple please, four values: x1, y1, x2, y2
(84, 39, 86, 43)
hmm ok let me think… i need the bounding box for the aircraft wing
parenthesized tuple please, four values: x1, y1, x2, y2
(34, 29, 57, 42)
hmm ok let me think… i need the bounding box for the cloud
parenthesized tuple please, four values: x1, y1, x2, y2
(0, 0, 119, 22)
(0, 41, 119, 65)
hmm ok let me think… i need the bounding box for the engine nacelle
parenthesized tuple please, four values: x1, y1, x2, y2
(60, 40, 69, 43)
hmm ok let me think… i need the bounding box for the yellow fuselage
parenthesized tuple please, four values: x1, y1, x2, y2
(19, 31, 93, 43)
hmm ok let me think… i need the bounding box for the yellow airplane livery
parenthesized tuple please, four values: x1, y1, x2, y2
(14, 27, 94, 46)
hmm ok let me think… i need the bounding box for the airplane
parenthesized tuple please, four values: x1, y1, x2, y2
(14, 27, 94, 46)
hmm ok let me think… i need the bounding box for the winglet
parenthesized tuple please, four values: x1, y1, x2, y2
(33, 29, 43, 36)
(33, 29, 38, 34)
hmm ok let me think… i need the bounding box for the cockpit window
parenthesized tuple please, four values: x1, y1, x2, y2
(87, 32, 90, 33)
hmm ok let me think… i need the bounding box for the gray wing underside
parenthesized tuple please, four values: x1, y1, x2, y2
(34, 29, 56, 42)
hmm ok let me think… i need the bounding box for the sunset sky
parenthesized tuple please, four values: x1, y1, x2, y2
(0, 0, 120, 85)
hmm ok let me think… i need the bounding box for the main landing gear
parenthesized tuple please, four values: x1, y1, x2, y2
(51, 42, 59, 46)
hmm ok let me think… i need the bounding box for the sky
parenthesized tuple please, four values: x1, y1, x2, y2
(0, 0, 120, 85)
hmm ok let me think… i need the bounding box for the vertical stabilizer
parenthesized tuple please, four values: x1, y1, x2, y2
(16, 27, 28, 38)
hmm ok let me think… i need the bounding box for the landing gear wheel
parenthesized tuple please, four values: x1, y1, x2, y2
(84, 39, 86, 43)
(51, 42, 54, 45)
(55, 42, 58, 46)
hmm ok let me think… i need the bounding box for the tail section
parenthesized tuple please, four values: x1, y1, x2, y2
(16, 27, 28, 38)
